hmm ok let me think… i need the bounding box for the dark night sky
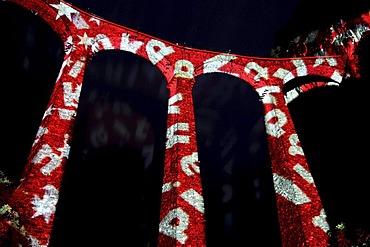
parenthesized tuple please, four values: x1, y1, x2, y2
(1, 0, 369, 246)
(67, 0, 305, 57)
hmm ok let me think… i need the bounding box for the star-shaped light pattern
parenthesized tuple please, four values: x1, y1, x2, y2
(31, 185, 59, 223)
(77, 32, 94, 50)
(50, 2, 79, 21)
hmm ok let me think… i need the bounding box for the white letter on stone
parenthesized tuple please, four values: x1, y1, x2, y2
(146, 39, 174, 65)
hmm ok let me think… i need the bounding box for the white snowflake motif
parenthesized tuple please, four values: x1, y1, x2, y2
(77, 32, 94, 50)
(31, 185, 59, 223)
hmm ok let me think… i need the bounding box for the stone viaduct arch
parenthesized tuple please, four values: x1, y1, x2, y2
(3, 0, 365, 246)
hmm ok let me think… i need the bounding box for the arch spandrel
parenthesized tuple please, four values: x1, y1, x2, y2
(2, 0, 348, 246)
